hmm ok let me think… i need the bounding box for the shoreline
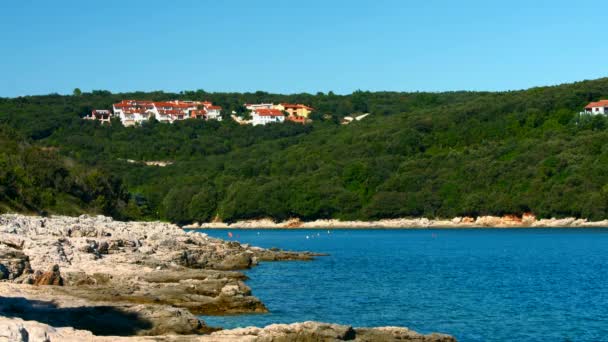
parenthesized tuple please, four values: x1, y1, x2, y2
(0, 213, 454, 341)
(185, 214, 608, 229)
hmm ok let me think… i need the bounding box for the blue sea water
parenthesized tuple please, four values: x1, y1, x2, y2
(198, 229, 608, 341)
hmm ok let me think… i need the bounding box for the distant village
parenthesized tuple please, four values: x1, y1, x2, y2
(84, 100, 315, 127)
(85, 97, 607, 127)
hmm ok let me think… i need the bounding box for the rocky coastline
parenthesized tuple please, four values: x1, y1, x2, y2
(188, 213, 608, 229)
(0, 214, 454, 341)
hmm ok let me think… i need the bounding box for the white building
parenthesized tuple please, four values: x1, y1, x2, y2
(584, 100, 608, 115)
(245, 103, 274, 111)
(251, 108, 285, 126)
(205, 105, 223, 121)
(84, 109, 112, 124)
(111, 100, 223, 126)
(112, 100, 156, 126)
(154, 101, 196, 123)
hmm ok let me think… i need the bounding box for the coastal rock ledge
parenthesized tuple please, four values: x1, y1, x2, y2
(0, 214, 454, 341)
(0, 317, 455, 341)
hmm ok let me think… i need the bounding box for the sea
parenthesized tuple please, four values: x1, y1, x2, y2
(198, 228, 608, 341)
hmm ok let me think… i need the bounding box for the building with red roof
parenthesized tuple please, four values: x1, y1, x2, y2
(276, 103, 314, 118)
(286, 115, 306, 124)
(584, 100, 608, 115)
(243, 102, 314, 125)
(112, 100, 156, 126)
(245, 103, 274, 111)
(84, 109, 112, 124)
(190, 109, 207, 119)
(205, 105, 223, 121)
(251, 108, 285, 126)
(110, 99, 223, 126)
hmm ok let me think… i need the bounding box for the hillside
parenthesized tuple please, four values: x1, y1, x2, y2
(0, 125, 127, 217)
(2, 78, 608, 223)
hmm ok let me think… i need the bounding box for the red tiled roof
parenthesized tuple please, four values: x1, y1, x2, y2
(115, 100, 199, 109)
(158, 109, 186, 116)
(207, 105, 222, 110)
(281, 103, 314, 110)
(585, 100, 608, 109)
(254, 108, 284, 116)
(114, 100, 154, 109)
(154, 101, 193, 109)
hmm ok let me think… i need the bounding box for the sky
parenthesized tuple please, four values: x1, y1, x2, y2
(1, 0, 607, 97)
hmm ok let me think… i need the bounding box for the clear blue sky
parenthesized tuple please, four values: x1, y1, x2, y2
(1, 0, 607, 97)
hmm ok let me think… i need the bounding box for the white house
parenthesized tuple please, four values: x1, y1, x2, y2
(112, 100, 156, 126)
(84, 109, 112, 124)
(153, 101, 196, 123)
(251, 108, 285, 126)
(584, 100, 608, 115)
(205, 105, 223, 121)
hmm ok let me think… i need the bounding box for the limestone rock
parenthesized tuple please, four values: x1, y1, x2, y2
(0, 245, 32, 280)
(209, 321, 456, 342)
(355, 326, 456, 341)
(0, 214, 322, 337)
(0, 318, 456, 341)
(0, 214, 456, 341)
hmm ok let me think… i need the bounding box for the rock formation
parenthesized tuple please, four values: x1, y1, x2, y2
(0, 214, 321, 336)
(0, 214, 454, 341)
(0, 317, 455, 341)
(208, 321, 456, 341)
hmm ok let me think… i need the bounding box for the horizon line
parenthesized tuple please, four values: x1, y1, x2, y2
(3, 77, 607, 99)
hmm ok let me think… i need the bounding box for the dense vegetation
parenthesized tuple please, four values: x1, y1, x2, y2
(0, 125, 128, 217)
(2, 78, 608, 223)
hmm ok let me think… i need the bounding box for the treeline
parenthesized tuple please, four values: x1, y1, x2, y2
(2, 78, 608, 222)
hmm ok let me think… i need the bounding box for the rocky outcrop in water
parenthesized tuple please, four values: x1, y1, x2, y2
(208, 321, 456, 341)
(0, 317, 456, 341)
(0, 214, 321, 336)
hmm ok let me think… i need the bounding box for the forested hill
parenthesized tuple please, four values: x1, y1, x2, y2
(2, 78, 608, 223)
(0, 125, 127, 216)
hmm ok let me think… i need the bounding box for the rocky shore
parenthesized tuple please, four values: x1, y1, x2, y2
(0, 317, 455, 341)
(189, 213, 608, 229)
(0, 214, 454, 341)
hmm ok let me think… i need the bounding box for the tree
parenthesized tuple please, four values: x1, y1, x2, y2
(73, 88, 82, 96)
(188, 185, 217, 223)
(5, 77, 608, 223)
(351, 90, 369, 113)
(160, 187, 197, 224)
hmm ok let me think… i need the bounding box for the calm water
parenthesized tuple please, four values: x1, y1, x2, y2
(198, 229, 608, 341)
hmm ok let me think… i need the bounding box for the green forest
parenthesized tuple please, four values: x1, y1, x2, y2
(2, 78, 608, 223)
